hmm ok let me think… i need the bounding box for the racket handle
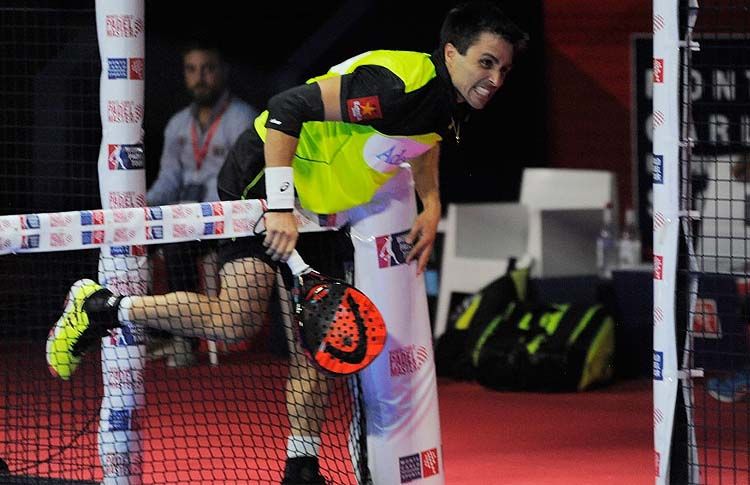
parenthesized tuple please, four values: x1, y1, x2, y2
(286, 249, 311, 276)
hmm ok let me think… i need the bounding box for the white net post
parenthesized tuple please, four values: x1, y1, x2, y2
(653, 0, 682, 483)
(95, 1, 147, 483)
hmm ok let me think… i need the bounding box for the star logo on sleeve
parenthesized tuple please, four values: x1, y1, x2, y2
(347, 96, 382, 122)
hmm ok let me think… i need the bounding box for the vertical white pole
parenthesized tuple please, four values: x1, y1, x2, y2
(350, 168, 444, 484)
(94, 1, 147, 483)
(652, 1, 681, 483)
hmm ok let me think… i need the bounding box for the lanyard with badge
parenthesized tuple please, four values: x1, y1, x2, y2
(190, 98, 230, 171)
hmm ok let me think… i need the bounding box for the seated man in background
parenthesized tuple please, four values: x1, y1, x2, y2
(146, 40, 257, 366)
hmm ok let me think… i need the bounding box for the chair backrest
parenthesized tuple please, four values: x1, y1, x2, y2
(520, 168, 618, 214)
(450, 202, 529, 260)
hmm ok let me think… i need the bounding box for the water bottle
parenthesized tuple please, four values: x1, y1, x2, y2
(617, 207, 642, 269)
(596, 203, 617, 279)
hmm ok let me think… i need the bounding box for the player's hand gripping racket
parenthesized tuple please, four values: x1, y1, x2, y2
(286, 250, 387, 376)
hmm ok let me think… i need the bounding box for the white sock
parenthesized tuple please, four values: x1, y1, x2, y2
(286, 434, 321, 458)
(117, 296, 133, 325)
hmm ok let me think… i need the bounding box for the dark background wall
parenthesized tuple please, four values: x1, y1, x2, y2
(143, 0, 547, 208)
(544, 0, 652, 221)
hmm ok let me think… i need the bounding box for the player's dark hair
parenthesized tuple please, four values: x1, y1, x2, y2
(440, 1, 529, 56)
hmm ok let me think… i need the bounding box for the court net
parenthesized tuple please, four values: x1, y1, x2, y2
(670, 0, 750, 483)
(0, 3, 367, 484)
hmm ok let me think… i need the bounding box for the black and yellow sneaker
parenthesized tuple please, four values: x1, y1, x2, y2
(46, 279, 121, 380)
(281, 456, 328, 485)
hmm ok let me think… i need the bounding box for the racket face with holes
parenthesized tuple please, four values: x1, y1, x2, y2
(295, 274, 387, 376)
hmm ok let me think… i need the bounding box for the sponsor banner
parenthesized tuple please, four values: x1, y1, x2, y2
(108, 144, 144, 170)
(653, 350, 664, 380)
(0, 201, 345, 255)
(352, 170, 443, 484)
(399, 448, 440, 483)
(691, 298, 722, 338)
(389, 344, 430, 377)
(376, 230, 413, 269)
(107, 57, 144, 80)
(106, 408, 141, 432)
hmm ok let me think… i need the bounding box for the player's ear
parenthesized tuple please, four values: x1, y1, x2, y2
(444, 42, 458, 65)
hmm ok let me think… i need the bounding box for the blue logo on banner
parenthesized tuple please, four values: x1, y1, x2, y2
(145, 207, 163, 221)
(110, 246, 130, 256)
(21, 234, 40, 249)
(653, 155, 664, 184)
(653, 351, 664, 380)
(107, 58, 128, 79)
(399, 454, 422, 483)
(108, 144, 144, 170)
(146, 226, 163, 240)
(20, 214, 40, 230)
(108, 408, 131, 431)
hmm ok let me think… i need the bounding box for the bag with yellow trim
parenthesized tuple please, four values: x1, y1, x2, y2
(472, 302, 616, 392)
(434, 258, 530, 381)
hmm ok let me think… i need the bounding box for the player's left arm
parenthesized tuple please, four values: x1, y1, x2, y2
(406, 144, 441, 275)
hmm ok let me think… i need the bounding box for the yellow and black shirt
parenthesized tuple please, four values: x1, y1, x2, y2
(217, 49, 460, 214)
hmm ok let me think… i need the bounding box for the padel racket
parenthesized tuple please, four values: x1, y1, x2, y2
(286, 250, 387, 376)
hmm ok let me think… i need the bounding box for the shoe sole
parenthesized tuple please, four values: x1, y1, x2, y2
(46, 279, 101, 380)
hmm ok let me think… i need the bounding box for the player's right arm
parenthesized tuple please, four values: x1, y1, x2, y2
(262, 76, 343, 262)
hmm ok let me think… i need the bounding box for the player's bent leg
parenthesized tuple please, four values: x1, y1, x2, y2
(283, 320, 330, 484)
(46, 279, 122, 380)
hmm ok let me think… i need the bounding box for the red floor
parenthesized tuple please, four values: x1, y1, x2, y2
(8, 341, 745, 484)
(439, 377, 653, 485)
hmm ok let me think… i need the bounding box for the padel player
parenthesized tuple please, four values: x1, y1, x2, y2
(47, 2, 528, 483)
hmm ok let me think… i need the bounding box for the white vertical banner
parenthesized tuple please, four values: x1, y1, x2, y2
(95, 1, 147, 483)
(652, 0, 680, 483)
(350, 168, 444, 484)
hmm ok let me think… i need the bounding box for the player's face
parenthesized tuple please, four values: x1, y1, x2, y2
(445, 32, 514, 110)
(183, 49, 225, 106)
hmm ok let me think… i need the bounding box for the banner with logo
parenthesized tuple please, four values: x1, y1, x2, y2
(651, 1, 680, 483)
(95, 1, 146, 483)
(350, 169, 444, 484)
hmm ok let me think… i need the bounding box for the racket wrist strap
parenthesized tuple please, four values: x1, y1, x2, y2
(286, 250, 310, 276)
(265, 166, 295, 211)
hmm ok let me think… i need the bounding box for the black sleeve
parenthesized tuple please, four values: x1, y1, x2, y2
(264, 83, 324, 137)
(338, 65, 407, 129)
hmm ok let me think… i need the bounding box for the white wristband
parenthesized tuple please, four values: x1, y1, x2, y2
(265, 166, 295, 211)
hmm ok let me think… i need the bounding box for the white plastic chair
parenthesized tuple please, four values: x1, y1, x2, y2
(433, 202, 530, 339)
(519, 168, 618, 277)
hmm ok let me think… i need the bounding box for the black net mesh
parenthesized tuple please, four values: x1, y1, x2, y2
(0, 3, 367, 484)
(678, 0, 750, 483)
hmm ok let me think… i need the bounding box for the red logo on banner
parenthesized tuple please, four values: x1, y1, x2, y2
(653, 58, 664, 83)
(105, 15, 144, 38)
(129, 58, 144, 80)
(49, 213, 74, 228)
(50, 233, 73, 248)
(655, 451, 661, 477)
(692, 298, 721, 337)
(389, 345, 430, 377)
(421, 449, 440, 478)
(346, 96, 382, 122)
(376, 235, 392, 268)
(107, 101, 144, 124)
(232, 219, 255, 233)
(653, 255, 664, 280)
